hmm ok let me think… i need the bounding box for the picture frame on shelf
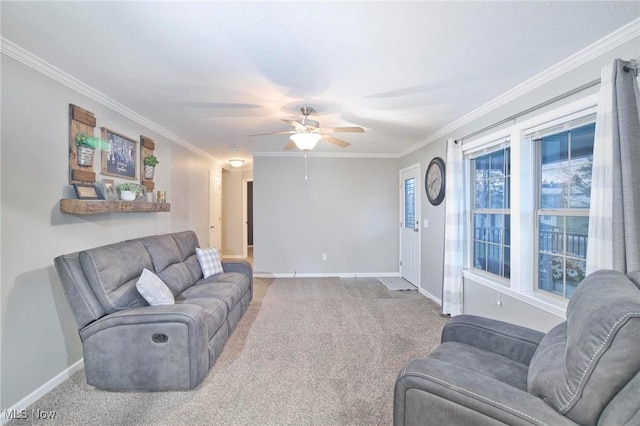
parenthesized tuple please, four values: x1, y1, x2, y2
(74, 184, 102, 200)
(136, 185, 147, 201)
(101, 178, 117, 201)
(101, 127, 137, 180)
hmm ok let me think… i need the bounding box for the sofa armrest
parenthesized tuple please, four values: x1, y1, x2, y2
(79, 304, 209, 390)
(442, 315, 545, 366)
(394, 357, 578, 426)
(222, 260, 253, 295)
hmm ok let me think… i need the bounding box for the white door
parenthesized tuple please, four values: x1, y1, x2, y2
(400, 165, 420, 286)
(209, 171, 222, 249)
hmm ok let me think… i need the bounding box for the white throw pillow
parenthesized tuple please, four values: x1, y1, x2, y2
(196, 247, 224, 278)
(136, 268, 175, 306)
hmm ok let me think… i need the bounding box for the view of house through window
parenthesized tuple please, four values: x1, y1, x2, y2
(471, 147, 511, 279)
(464, 100, 598, 303)
(536, 122, 595, 298)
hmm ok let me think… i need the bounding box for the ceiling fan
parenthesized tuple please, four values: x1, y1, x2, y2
(249, 106, 364, 151)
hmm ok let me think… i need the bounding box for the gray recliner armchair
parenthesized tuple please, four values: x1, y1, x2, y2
(394, 269, 640, 425)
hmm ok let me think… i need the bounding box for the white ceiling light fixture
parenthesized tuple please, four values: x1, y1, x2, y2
(289, 133, 321, 151)
(228, 159, 245, 168)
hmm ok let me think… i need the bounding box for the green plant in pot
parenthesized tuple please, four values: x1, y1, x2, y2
(75, 134, 102, 167)
(143, 155, 159, 180)
(117, 182, 142, 201)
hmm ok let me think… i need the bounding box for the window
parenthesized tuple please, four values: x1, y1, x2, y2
(536, 122, 595, 298)
(462, 95, 598, 312)
(404, 177, 415, 229)
(471, 147, 511, 279)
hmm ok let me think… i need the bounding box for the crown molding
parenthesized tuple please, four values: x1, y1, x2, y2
(252, 151, 398, 159)
(0, 37, 215, 161)
(399, 18, 640, 157)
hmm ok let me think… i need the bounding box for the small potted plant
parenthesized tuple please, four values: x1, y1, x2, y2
(117, 182, 142, 201)
(75, 134, 102, 166)
(143, 155, 159, 180)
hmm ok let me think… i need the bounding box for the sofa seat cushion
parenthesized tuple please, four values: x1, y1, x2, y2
(429, 342, 529, 391)
(182, 272, 249, 311)
(528, 269, 640, 425)
(174, 298, 228, 340)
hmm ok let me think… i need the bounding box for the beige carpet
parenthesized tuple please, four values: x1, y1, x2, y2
(9, 277, 447, 425)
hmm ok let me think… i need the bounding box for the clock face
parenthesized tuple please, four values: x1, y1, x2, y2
(426, 157, 445, 205)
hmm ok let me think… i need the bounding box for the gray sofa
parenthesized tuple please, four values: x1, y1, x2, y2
(54, 230, 252, 391)
(394, 269, 640, 425)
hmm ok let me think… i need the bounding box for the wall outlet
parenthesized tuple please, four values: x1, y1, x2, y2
(322, 253, 327, 261)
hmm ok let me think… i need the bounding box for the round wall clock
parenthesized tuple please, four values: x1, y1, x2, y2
(425, 157, 446, 206)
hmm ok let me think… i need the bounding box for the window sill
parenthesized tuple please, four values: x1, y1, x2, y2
(463, 270, 568, 319)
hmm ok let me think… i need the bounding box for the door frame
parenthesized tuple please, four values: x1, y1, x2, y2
(399, 163, 421, 287)
(242, 178, 253, 259)
(209, 170, 222, 249)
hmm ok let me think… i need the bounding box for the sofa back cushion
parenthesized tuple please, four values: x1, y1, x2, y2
(528, 269, 640, 425)
(79, 241, 151, 314)
(139, 231, 202, 295)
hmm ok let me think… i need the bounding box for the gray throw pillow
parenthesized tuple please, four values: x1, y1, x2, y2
(136, 268, 175, 306)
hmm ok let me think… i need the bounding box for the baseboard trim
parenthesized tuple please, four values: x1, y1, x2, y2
(1, 359, 84, 425)
(419, 287, 442, 305)
(254, 272, 400, 279)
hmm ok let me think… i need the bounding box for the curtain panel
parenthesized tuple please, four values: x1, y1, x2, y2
(442, 138, 464, 315)
(587, 59, 640, 274)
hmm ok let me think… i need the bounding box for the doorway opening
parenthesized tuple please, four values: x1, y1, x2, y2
(242, 178, 254, 264)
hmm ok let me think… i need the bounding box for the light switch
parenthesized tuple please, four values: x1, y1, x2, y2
(424, 219, 429, 228)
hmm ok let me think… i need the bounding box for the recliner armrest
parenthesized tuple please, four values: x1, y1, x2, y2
(395, 357, 578, 426)
(78, 304, 210, 390)
(222, 260, 253, 296)
(442, 315, 545, 366)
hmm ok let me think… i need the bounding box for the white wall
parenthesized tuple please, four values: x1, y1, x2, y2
(253, 156, 398, 276)
(0, 56, 221, 412)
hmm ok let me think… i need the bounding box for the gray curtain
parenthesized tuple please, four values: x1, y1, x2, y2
(586, 59, 640, 274)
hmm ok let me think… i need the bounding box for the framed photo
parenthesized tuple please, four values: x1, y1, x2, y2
(136, 185, 148, 201)
(101, 179, 117, 201)
(101, 128, 137, 180)
(74, 184, 103, 200)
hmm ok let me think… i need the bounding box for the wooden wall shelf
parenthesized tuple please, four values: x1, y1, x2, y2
(60, 199, 171, 215)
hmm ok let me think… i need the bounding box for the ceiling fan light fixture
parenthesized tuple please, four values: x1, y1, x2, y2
(290, 133, 321, 151)
(228, 159, 245, 168)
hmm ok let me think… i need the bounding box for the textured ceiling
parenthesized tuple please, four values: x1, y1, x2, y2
(2, 1, 638, 168)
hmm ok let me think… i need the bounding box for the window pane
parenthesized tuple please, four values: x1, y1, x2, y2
(541, 132, 568, 165)
(539, 216, 564, 254)
(475, 179, 489, 208)
(504, 214, 511, 246)
(571, 123, 595, 159)
(475, 155, 489, 180)
(404, 178, 415, 229)
(488, 214, 503, 244)
(487, 244, 502, 275)
(474, 214, 487, 241)
(490, 177, 506, 208)
(566, 258, 586, 298)
(474, 242, 486, 270)
(503, 247, 511, 278)
(539, 253, 564, 296)
(566, 216, 588, 259)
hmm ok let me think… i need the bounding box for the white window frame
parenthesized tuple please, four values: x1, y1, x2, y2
(461, 93, 599, 317)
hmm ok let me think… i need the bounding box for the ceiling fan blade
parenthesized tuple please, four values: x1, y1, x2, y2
(320, 126, 365, 133)
(284, 141, 297, 150)
(322, 135, 351, 148)
(282, 119, 307, 132)
(247, 130, 295, 137)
